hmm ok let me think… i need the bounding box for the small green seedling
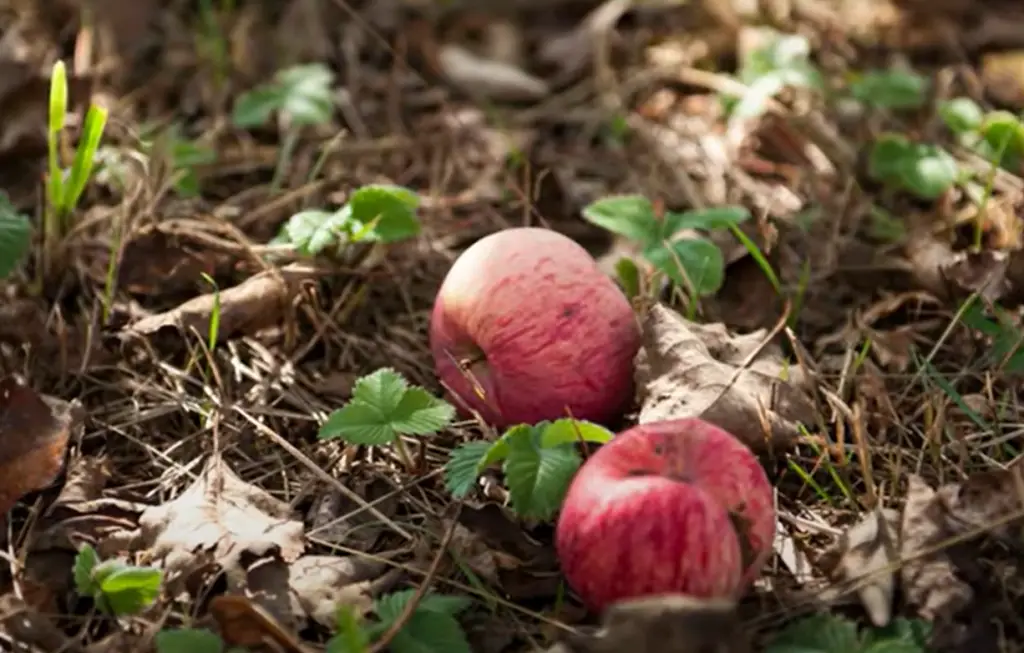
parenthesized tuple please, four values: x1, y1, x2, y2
(46, 59, 108, 235)
(272, 184, 422, 257)
(232, 63, 335, 190)
(445, 418, 615, 520)
(318, 368, 456, 471)
(867, 133, 960, 200)
(0, 192, 32, 279)
(847, 68, 929, 111)
(581, 194, 752, 298)
(725, 30, 823, 123)
(74, 544, 163, 616)
(766, 613, 930, 653)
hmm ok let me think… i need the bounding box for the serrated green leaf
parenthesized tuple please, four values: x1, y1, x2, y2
(503, 428, 581, 520)
(868, 134, 912, 184)
(614, 257, 640, 299)
(850, 69, 929, 110)
(662, 206, 751, 236)
(390, 387, 456, 434)
(766, 614, 863, 653)
(644, 238, 725, 296)
(540, 419, 614, 447)
(348, 185, 421, 243)
(277, 63, 335, 126)
(319, 402, 394, 444)
(155, 629, 224, 653)
(73, 544, 99, 596)
(327, 605, 370, 653)
(480, 423, 538, 469)
(281, 209, 347, 255)
(231, 86, 284, 128)
(351, 368, 409, 415)
(0, 196, 31, 280)
(939, 97, 984, 134)
(444, 441, 493, 498)
(374, 591, 472, 653)
(862, 618, 931, 651)
(580, 195, 660, 245)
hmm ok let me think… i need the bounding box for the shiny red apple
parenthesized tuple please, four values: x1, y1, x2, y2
(429, 227, 639, 428)
(555, 418, 776, 612)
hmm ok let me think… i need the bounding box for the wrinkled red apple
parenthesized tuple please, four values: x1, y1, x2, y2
(555, 418, 776, 612)
(429, 227, 640, 428)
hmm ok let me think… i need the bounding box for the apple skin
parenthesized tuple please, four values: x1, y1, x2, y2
(429, 227, 640, 428)
(554, 418, 776, 613)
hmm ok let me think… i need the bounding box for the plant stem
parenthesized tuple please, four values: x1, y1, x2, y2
(394, 437, 415, 473)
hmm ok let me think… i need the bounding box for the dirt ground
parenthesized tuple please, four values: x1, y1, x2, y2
(3, 0, 1024, 651)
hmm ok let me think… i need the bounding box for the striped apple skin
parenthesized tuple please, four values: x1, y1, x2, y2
(555, 418, 776, 612)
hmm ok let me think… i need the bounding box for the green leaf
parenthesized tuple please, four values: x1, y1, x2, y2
(319, 369, 454, 444)
(868, 133, 912, 184)
(347, 185, 421, 243)
(319, 402, 395, 445)
(97, 565, 163, 615)
(232, 86, 284, 128)
(540, 419, 615, 447)
(614, 257, 640, 299)
(374, 591, 472, 653)
(580, 195, 660, 245)
(276, 63, 335, 126)
(61, 103, 108, 214)
(351, 368, 409, 415)
(155, 629, 224, 653)
(444, 441, 493, 498)
(939, 97, 984, 134)
(862, 618, 931, 652)
(849, 69, 929, 110)
(326, 605, 371, 653)
(980, 111, 1024, 166)
(73, 544, 100, 596)
(389, 388, 456, 434)
(0, 195, 32, 280)
(644, 238, 725, 296)
(502, 427, 581, 520)
(898, 144, 958, 200)
(662, 206, 751, 236)
(280, 209, 347, 255)
(766, 614, 863, 653)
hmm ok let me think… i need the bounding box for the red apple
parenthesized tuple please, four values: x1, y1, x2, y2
(555, 418, 775, 612)
(429, 227, 640, 428)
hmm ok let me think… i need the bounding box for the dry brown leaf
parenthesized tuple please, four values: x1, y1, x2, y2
(901, 474, 973, 621)
(287, 555, 402, 629)
(634, 304, 816, 453)
(122, 263, 314, 340)
(547, 594, 748, 653)
(0, 594, 78, 653)
(209, 594, 311, 653)
(127, 456, 305, 591)
(307, 478, 398, 552)
(937, 458, 1024, 547)
(818, 508, 900, 627)
(981, 50, 1024, 110)
(537, 0, 633, 83)
(0, 377, 79, 517)
(437, 44, 549, 101)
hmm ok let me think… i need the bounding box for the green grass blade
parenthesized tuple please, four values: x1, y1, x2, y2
(62, 104, 108, 214)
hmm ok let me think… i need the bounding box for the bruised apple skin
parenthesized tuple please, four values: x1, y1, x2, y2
(429, 227, 640, 428)
(554, 418, 776, 613)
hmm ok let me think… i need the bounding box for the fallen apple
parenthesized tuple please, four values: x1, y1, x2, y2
(429, 227, 640, 428)
(555, 418, 776, 612)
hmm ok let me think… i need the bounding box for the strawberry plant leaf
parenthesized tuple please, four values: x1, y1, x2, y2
(766, 614, 863, 653)
(503, 426, 581, 520)
(319, 402, 394, 444)
(0, 194, 31, 280)
(231, 86, 284, 128)
(155, 629, 224, 653)
(939, 97, 984, 134)
(389, 388, 456, 434)
(614, 257, 641, 299)
(539, 419, 614, 447)
(276, 63, 335, 126)
(581, 195, 660, 245)
(279, 210, 347, 255)
(73, 544, 100, 596)
(326, 606, 371, 653)
(868, 133, 910, 184)
(96, 564, 162, 615)
(444, 441, 493, 498)
(347, 185, 421, 243)
(898, 144, 958, 199)
(351, 368, 409, 414)
(849, 69, 929, 110)
(661, 206, 751, 236)
(644, 238, 725, 296)
(374, 591, 472, 653)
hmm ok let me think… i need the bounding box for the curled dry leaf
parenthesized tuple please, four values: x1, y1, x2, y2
(818, 508, 901, 627)
(0, 377, 78, 517)
(437, 44, 550, 101)
(122, 263, 315, 340)
(901, 474, 973, 621)
(634, 304, 816, 453)
(547, 594, 748, 653)
(287, 555, 402, 629)
(937, 457, 1024, 549)
(126, 456, 305, 590)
